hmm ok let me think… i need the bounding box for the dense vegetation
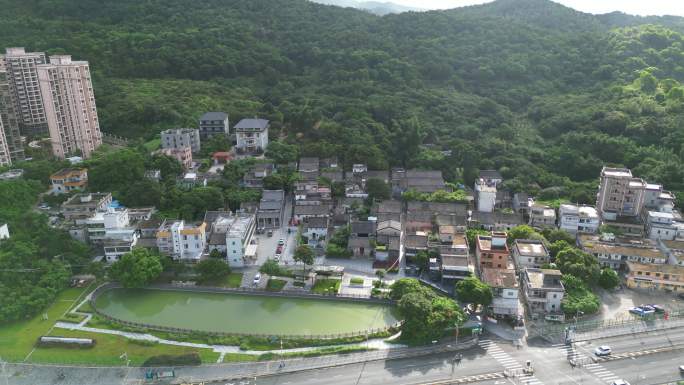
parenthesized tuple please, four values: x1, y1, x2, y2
(2, 0, 684, 203)
(0, 179, 91, 323)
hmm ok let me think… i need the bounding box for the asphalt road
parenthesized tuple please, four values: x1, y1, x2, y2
(7, 325, 684, 385)
(602, 350, 684, 385)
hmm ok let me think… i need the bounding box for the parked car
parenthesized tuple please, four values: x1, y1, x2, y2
(253, 273, 261, 284)
(629, 307, 654, 317)
(278, 238, 285, 246)
(594, 346, 612, 356)
(267, 230, 273, 237)
(38, 203, 50, 210)
(276, 245, 283, 254)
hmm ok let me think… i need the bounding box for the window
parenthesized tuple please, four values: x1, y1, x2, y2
(552, 294, 557, 299)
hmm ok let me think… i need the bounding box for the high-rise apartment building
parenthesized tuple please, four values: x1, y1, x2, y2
(596, 167, 646, 220)
(0, 70, 24, 165)
(37, 55, 102, 159)
(0, 47, 48, 137)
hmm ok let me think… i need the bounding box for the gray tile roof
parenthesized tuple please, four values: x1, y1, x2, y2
(234, 118, 269, 130)
(351, 220, 376, 235)
(200, 112, 228, 121)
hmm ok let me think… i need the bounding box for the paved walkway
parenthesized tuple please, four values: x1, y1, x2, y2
(52, 322, 407, 359)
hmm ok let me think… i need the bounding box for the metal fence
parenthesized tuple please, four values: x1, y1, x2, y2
(149, 283, 395, 304)
(538, 305, 684, 342)
(89, 284, 401, 340)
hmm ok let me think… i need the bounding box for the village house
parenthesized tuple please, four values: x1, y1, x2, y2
(482, 267, 520, 318)
(293, 204, 332, 223)
(558, 204, 599, 234)
(161, 128, 201, 154)
(374, 200, 402, 223)
(404, 232, 429, 258)
(578, 234, 666, 270)
(156, 219, 206, 261)
(302, 217, 329, 248)
(204, 211, 256, 267)
(347, 220, 376, 258)
(198, 111, 229, 140)
(156, 146, 193, 170)
(144, 169, 161, 182)
(512, 239, 550, 270)
(405, 210, 433, 233)
(522, 268, 565, 321)
(659, 240, 684, 267)
(391, 168, 447, 195)
(469, 211, 524, 231)
(475, 232, 511, 270)
(376, 219, 401, 245)
(529, 204, 556, 229)
(474, 178, 497, 213)
(0, 223, 9, 240)
(257, 190, 285, 229)
(234, 118, 269, 154)
(512, 192, 533, 215)
(211, 151, 232, 165)
(61, 193, 113, 222)
(50, 168, 88, 194)
(625, 261, 684, 293)
(243, 162, 274, 188)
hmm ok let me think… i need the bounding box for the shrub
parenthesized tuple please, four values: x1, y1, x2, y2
(350, 277, 364, 285)
(142, 352, 201, 367)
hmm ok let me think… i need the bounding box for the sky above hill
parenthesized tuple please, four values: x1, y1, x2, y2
(392, 0, 684, 16)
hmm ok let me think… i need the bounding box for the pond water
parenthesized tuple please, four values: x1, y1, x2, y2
(93, 288, 398, 336)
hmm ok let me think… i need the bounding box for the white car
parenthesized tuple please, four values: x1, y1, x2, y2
(278, 238, 285, 246)
(253, 273, 261, 284)
(594, 346, 612, 356)
(611, 380, 630, 385)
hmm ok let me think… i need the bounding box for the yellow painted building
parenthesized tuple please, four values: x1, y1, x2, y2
(625, 261, 684, 293)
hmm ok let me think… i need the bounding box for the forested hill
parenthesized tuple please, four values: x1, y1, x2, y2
(2, 0, 684, 203)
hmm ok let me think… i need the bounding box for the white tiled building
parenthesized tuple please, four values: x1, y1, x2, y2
(558, 204, 599, 234)
(234, 118, 269, 153)
(156, 220, 206, 261)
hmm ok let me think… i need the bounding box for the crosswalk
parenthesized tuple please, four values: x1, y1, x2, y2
(479, 339, 543, 385)
(554, 343, 619, 383)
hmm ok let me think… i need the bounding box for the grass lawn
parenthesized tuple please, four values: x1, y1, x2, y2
(311, 278, 341, 295)
(142, 138, 161, 151)
(203, 272, 243, 288)
(266, 278, 287, 292)
(30, 329, 221, 366)
(225, 272, 243, 288)
(0, 286, 90, 362)
(350, 277, 364, 285)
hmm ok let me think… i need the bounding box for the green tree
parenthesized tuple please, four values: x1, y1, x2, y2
(265, 141, 299, 164)
(294, 245, 315, 267)
(260, 259, 284, 276)
(366, 178, 391, 201)
(195, 258, 231, 283)
(109, 248, 163, 288)
(555, 247, 601, 285)
(209, 248, 224, 259)
(455, 276, 493, 306)
(542, 228, 575, 244)
(507, 225, 544, 244)
(88, 148, 146, 193)
(466, 229, 489, 249)
(549, 240, 571, 259)
(598, 268, 620, 290)
(390, 278, 431, 301)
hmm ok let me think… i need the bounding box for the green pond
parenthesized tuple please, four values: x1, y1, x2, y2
(93, 288, 398, 335)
